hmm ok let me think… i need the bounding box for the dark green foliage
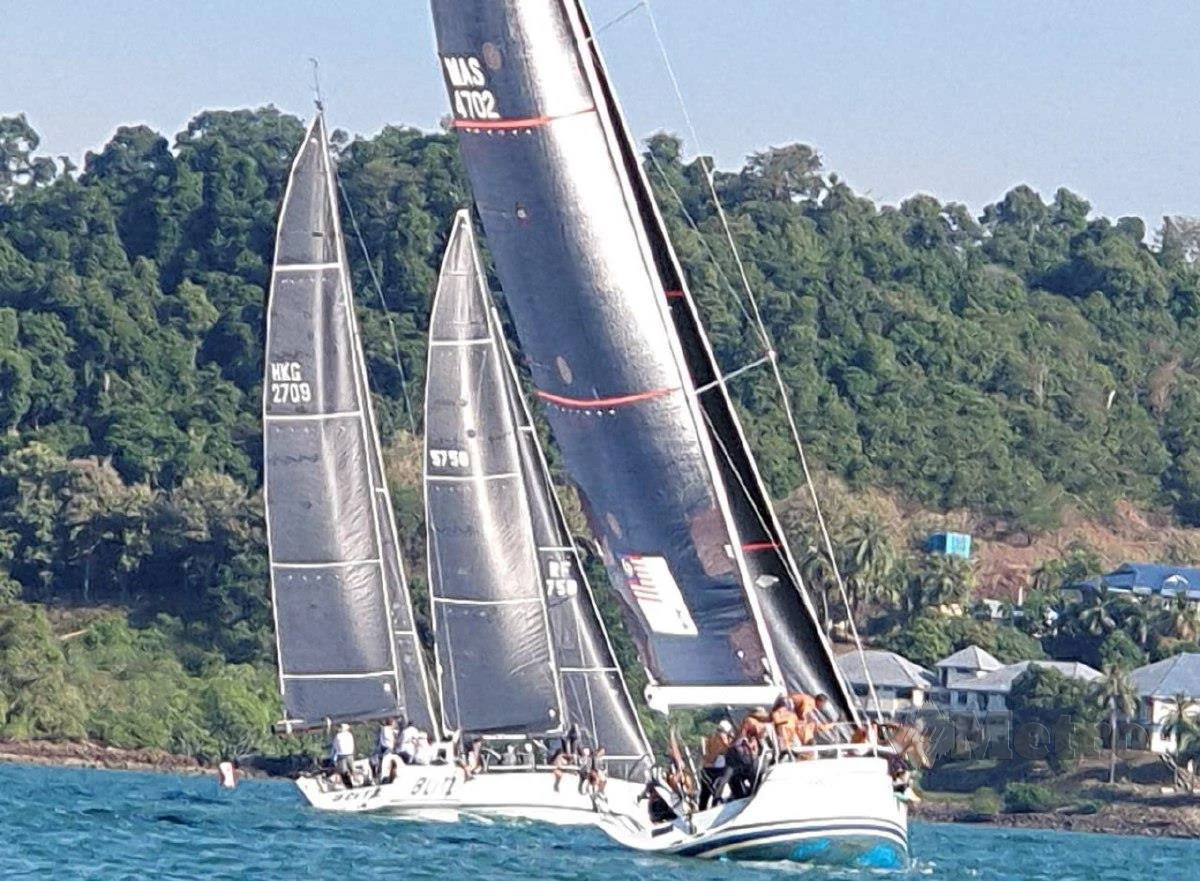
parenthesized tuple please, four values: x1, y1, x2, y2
(1002, 782, 1060, 813)
(879, 616, 1044, 667)
(966, 786, 1001, 818)
(4, 108, 1200, 751)
(1008, 667, 1101, 773)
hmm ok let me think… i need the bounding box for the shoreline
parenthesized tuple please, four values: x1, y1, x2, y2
(0, 739, 272, 778)
(913, 797, 1200, 839)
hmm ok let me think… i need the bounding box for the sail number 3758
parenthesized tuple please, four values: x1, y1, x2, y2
(429, 449, 471, 469)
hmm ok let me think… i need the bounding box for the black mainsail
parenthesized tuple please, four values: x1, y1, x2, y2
(430, 0, 855, 719)
(263, 116, 437, 732)
(425, 211, 651, 776)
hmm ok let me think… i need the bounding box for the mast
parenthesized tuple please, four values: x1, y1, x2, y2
(263, 115, 437, 732)
(430, 0, 856, 718)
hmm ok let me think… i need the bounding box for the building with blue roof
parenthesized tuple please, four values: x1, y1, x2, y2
(1076, 562, 1200, 601)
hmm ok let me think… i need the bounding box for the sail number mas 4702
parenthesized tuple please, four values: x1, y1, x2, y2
(442, 55, 499, 121)
(269, 362, 312, 404)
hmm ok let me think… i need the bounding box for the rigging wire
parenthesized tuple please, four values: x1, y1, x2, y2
(640, 1, 882, 718)
(309, 58, 418, 436)
(337, 177, 419, 436)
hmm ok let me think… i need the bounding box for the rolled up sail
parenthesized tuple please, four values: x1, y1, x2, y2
(430, 0, 855, 718)
(263, 116, 436, 732)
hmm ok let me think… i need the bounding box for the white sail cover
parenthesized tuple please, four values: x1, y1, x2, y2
(263, 116, 436, 732)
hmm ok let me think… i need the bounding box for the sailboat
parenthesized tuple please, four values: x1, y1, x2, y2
(262, 117, 652, 825)
(430, 0, 909, 865)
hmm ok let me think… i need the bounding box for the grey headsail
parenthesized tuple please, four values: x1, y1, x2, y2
(430, 0, 856, 719)
(263, 115, 437, 733)
(424, 211, 564, 737)
(496, 276, 652, 780)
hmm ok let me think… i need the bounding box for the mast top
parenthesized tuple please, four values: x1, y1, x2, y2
(309, 57, 324, 114)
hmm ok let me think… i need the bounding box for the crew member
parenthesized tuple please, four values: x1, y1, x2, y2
(789, 692, 830, 745)
(330, 723, 356, 787)
(699, 719, 734, 809)
(770, 696, 800, 756)
(398, 719, 420, 764)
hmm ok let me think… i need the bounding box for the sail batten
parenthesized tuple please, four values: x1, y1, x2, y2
(263, 115, 437, 732)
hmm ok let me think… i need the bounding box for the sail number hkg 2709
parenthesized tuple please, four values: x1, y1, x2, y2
(269, 361, 312, 404)
(442, 55, 500, 121)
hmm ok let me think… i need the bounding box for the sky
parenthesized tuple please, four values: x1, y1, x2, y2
(4, 1, 1200, 229)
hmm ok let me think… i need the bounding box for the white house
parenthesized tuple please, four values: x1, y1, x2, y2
(934, 645, 1002, 689)
(1128, 654, 1200, 754)
(835, 649, 935, 719)
(942, 660, 1102, 743)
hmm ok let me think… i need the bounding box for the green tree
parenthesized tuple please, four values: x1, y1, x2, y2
(1094, 665, 1138, 784)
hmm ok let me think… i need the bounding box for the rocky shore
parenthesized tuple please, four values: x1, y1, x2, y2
(913, 796, 1200, 839)
(0, 739, 212, 775)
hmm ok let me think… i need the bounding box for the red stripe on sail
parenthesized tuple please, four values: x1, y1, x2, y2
(452, 107, 596, 132)
(664, 289, 685, 299)
(742, 542, 779, 552)
(452, 115, 551, 130)
(536, 387, 675, 409)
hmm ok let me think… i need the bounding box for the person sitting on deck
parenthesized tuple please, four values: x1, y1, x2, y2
(584, 746, 608, 798)
(699, 719, 734, 810)
(329, 723, 356, 787)
(770, 696, 801, 757)
(550, 723, 581, 792)
(413, 731, 436, 765)
(458, 737, 484, 781)
(638, 769, 679, 824)
(398, 720, 420, 765)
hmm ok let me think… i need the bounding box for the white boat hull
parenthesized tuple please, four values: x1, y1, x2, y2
(295, 763, 643, 828)
(600, 756, 908, 868)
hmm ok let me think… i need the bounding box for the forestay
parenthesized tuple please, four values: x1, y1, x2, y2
(263, 116, 436, 732)
(430, 0, 855, 718)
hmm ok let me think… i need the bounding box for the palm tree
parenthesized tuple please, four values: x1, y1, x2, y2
(837, 516, 895, 619)
(1161, 693, 1200, 788)
(1166, 594, 1200, 643)
(1095, 665, 1138, 784)
(920, 553, 974, 613)
(1073, 585, 1120, 638)
(800, 545, 837, 634)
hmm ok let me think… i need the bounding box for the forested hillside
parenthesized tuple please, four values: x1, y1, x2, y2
(1, 106, 1199, 753)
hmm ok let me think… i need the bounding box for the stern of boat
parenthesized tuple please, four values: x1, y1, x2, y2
(690, 754, 908, 866)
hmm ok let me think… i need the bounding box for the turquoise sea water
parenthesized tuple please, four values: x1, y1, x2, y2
(2, 763, 1196, 880)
